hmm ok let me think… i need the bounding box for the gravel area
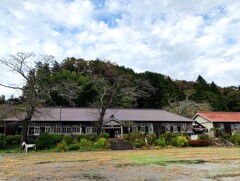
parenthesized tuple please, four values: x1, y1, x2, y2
(1, 148, 240, 180)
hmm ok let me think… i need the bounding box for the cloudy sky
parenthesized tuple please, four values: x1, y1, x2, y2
(0, 0, 240, 97)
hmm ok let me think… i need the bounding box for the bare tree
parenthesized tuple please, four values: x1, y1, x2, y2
(0, 53, 51, 141)
(0, 52, 78, 142)
(91, 75, 154, 135)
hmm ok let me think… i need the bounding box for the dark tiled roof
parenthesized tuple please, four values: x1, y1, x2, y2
(4, 108, 193, 122)
(194, 112, 240, 123)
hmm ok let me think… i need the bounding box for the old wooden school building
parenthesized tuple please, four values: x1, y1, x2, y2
(2, 108, 195, 138)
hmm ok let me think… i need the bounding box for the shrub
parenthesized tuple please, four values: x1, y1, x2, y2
(133, 138, 145, 148)
(13, 135, 21, 145)
(84, 134, 98, 142)
(189, 140, 209, 146)
(57, 141, 68, 152)
(6, 135, 14, 145)
(198, 134, 209, 141)
(0, 134, 7, 149)
(27, 138, 36, 144)
(230, 132, 240, 145)
(172, 136, 189, 147)
(68, 143, 80, 151)
(62, 135, 73, 145)
(35, 132, 53, 150)
(99, 132, 110, 139)
(78, 134, 88, 141)
(155, 137, 167, 147)
(145, 133, 157, 145)
(159, 132, 173, 144)
(79, 138, 93, 149)
(72, 135, 80, 143)
(50, 134, 62, 145)
(123, 134, 130, 141)
(94, 138, 110, 149)
(130, 131, 144, 142)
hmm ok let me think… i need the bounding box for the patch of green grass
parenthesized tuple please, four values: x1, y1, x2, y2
(128, 155, 173, 166)
(0, 148, 22, 153)
(128, 155, 207, 166)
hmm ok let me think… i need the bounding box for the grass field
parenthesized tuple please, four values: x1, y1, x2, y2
(1, 147, 240, 180)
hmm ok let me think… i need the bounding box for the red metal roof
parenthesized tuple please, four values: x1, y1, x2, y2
(196, 112, 240, 122)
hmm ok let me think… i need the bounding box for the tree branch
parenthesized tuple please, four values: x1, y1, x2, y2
(0, 83, 23, 90)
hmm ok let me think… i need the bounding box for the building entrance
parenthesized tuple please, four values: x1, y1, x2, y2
(104, 128, 121, 138)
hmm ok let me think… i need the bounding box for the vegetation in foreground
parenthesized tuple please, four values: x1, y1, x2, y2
(1, 130, 240, 153)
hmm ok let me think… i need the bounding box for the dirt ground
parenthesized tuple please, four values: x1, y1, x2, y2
(1, 147, 240, 181)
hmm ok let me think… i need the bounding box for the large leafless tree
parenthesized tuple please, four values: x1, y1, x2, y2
(91, 75, 154, 135)
(0, 52, 78, 142)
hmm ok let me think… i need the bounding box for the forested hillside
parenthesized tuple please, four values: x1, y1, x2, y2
(1, 57, 240, 118)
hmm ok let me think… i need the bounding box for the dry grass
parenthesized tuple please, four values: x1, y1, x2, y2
(1, 147, 240, 180)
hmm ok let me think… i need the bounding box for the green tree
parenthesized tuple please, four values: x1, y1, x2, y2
(226, 91, 240, 111)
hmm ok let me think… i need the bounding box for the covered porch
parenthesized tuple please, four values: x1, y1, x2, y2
(102, 117, 124, 139)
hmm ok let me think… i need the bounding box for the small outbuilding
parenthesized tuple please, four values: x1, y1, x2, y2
(193, 112, 240, 137)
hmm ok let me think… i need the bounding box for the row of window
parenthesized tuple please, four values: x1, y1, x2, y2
(27, 122, 193, 135)
(217, 123, 240, 132)
(132, 123, 154, 133)
(165, 125, 192, 133)
(29, 125, 94, 135)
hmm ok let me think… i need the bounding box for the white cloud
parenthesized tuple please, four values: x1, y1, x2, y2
(0, 0, 240, 97)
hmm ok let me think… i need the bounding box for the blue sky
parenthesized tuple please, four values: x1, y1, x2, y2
(0, 0, 240, 97)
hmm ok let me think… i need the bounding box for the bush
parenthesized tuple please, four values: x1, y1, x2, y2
(62, 135, 73, 145)
(72, 135, 80, 143)
(198, 134, 209, 141)
(79, 138, 93, 149)
(68, 143, 80, 151)
(84, 134, 98, 142)
(133, 138, 145, 148)
(155, 137, 167, 147)
(50, 134, 62, 145)
(145, 133, 157, 145)
(123, 134, 130, 141)
(13, 135, 21, 145)
(94, 138, 110, 149)
(159, 132, 173, 144)
(27, 138, 36, 144)
(130, 131, 144, 142)
(172, 136, 189, 147)
(6, 135, 14, 145)
(57, 141, 68, 152)
(230, 132, 240, 145)
(35, 132, 53, 150)
(189, 140, 209, 146)
(99, 132, 110, 139)
(0, 134, 7, 149)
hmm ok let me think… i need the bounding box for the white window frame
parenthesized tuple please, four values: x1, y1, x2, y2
(180, 124, 186, 133)
(34, 127, 40, 135)
(140, 125, 145, 133)
(148, 124, 153, 133)
(165, 124, 171, 132)
(86, 127, 92, 134)
(132, 125, 138, 132)
(72, 125, 81, 135)
(173, 126, 178, 133)
(62, 125, 72, 135)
